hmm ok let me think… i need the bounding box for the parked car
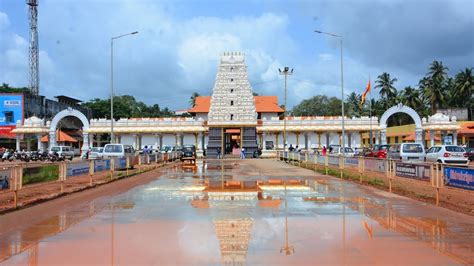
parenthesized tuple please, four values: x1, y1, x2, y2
(49, 146, 74, 161)
(330, 147, 355, 157)
(102, 144, 135, 158)
(160, 146, 172, 153)
(89, 147, 104, 160)
(181, 145, 196, 161)
(425, 145, 469, 166)
(373, 144, 391, 159)
(388, 143, 425, 162)
(464, 147, 474, 161)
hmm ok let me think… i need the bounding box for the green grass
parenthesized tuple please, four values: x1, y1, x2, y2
(23, 165, 60, 185)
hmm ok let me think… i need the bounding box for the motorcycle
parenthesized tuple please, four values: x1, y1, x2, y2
(1, 151, 13, 162)
(48, 152, 64, 162)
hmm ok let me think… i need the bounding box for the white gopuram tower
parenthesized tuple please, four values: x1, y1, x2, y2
(208, 52, 257, 125)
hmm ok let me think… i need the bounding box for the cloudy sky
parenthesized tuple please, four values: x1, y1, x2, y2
(0, 0, 473, 110)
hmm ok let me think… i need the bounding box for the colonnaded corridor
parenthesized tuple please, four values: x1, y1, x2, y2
(0, 159, 473, 265)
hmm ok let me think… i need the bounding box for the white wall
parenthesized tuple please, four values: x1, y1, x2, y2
(183, 134, 195, 146)
(162, 134, 175, 147)
(121, 135, 134, 146)
(196, 113, 208, 120)
(141, 135, 157, 149)
(261, 113, 278, 120)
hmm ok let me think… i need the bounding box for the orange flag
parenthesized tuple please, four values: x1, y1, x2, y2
(361, 78, 371, 105)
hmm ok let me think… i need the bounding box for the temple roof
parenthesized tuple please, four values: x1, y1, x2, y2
(188, 96, 284, 114)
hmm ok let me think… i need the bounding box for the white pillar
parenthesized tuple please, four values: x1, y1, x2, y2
(26, 138, 31, 151)
(82, 133, 90, 154)
(197, 132, 203, 150)
(48, 131, 56, 150)
(453, 131, 458, 146)
(154, 134, 159, 150)
(375, 131, 380, 145)
(380, 129, 387, 145)
(89, 133, 94, 148)
(36, 134, 42, 152)
(132, 134, 138, 149)
(415, 128, 423, 143)
(430, 130, 435, 147)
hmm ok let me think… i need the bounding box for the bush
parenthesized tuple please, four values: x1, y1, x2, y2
(23, 165, 59, 185)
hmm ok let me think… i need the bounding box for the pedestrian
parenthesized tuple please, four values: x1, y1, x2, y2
(289, 144, 294, 152)
(322, 146, 327, 156)
(240, 147, 246, 159)
(217, 147, 222, 159)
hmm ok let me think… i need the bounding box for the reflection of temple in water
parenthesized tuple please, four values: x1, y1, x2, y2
(214, 218, 253, 266)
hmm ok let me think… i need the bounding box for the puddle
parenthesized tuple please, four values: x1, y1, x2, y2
(0, 160, 473, 265)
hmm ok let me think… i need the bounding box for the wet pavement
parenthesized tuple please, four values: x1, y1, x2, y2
(0, 159, 473, 265)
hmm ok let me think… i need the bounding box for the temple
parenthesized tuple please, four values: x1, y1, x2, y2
(11, 52, 467, 156)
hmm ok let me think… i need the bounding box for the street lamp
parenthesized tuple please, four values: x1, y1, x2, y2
(314, 30, 345, 155)
(110, 31, 138, 143)
(279, 67, 293, 152)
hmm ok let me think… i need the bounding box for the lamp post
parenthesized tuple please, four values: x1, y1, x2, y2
(314, 30, 345, 155)
(110, 31, 138, 143)
(279, 67, 293, 152)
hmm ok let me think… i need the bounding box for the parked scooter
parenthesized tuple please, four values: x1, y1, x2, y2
(2, 150, 14, 162)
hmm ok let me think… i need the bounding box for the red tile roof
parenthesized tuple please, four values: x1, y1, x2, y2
(188, 96, 283, 113)
(41, 131, 78, 143)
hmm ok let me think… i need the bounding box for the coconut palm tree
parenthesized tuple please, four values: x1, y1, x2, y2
(375, 72, 398, 108)
(189, 92, 200, 107)
(345, 92, 362, 117)
(422, 61, 448, 114)
(454, 68, 473, 101)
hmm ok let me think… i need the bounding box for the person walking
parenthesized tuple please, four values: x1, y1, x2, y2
(240, 148, 246, 159)
(322, 146, 327, 156)
(217, 147, 222, 159)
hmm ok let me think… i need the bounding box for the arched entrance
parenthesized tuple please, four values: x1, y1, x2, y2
(379, 104, 423, 144)
(49, 108, 90, 152)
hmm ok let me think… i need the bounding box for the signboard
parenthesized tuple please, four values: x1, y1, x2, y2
(395, 162, 430, 181)
(66, 162, 90, 177)
(364, 158, 386, 173)
(94, 159, 111, 171)
(0, 94, 23, 126)
(444, 167, 474, 191)
(344, 157, 359, 166)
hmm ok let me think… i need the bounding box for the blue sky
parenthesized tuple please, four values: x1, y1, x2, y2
(0, 0, 473, 111)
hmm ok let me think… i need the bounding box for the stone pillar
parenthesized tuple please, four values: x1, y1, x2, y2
(26, 137, 31, 151)
(429, 130, 435, 147)
(36, 134, 42, 152)
(89, 133, 94, 148)
(194, 133, 198, 148)
(132, 134, 138, 149)
(375, 131, 380, 145)
(380, 129, 387, 145)
(154, 134, 159, 150)
(304, 133, 308, 150)
(453, 131, 458, 146)
(317, 132, 321, 148)
(175, 133, 180, 147)
(325, 133, 330, 147)
(82, 133, 90, 154)
(338, 132, 342, 146)
(347, 132, 352, 147)
(197, 132, 203, 150)
(48, 131, 56, 150)
(159, 134, 163, 148)
(415, 128, 423, 144)
(262, 132, 267, 150)
(275, 133, 279, 149)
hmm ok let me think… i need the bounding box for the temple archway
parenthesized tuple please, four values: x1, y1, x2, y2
(379, 104, 423, 144)
(49, 108, 90, 152)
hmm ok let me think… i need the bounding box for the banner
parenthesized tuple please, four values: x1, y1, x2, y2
(444, 167, 474, 190)
(66, 162, 90, 177)
(395, 162, 430, 181)
(344, 157, 359, 166)
(364, 158, 386, 173)
(94, 159, 111, 171)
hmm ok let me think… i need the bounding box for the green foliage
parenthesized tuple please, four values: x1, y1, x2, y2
(0, 83, 31, 94)
(291, 60, 473, 122)
(189, 92, 200, 107)
(82, 95, 176, 119)
(291, 95, 342, 116)
(23, 165, 60, 185)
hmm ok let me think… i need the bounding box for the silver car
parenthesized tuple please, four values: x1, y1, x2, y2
(89, 147, 104, 160)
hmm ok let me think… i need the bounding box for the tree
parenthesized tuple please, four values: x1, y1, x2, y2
(291, 95, 341, 116)
(345, 92, 362, 117)
(422, 60, 448, 114)
(375, 72, 398, 108)
(454, 67, 474, 119)
(0, 83, 31, 94)
(189, 92, 200, 107)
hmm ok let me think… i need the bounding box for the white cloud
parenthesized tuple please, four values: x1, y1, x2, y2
(0, 11, 9, 31)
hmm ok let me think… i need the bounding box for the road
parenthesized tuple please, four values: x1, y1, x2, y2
(0, 159, 472, 265)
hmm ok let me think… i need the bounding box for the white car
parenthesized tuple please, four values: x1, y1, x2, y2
(330, 147, 355, 157)
(102, 144, 135, 158)
(50, 146, 74, 160)
(425, 145, 469, 166)
(89, 147, 104, 159)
